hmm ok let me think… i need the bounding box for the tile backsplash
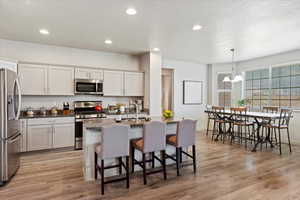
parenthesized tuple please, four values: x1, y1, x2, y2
(21, 95, 140, 110)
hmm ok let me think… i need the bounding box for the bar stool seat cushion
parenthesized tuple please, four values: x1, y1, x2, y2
(131, 138, 143, 151)
(166, 135, 177, 146)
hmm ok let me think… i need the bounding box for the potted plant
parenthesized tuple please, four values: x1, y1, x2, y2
(237, 99, 245, 107)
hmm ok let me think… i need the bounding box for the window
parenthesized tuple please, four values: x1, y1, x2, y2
(217, 73, 232, 107)
(271, 64, 300, 107)
(245, 64, 300, 110)
(245, 69, 270, 111)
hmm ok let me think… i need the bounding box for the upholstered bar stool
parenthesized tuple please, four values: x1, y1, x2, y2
(131, 121, 167, 185)
(166, 119, 197, 176)
(94, 124, 130, 195)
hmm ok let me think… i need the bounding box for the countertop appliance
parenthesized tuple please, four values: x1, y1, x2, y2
(0, 68, 22, 186)
(74, 101, 106, 150)
(74, 79, 103, 95)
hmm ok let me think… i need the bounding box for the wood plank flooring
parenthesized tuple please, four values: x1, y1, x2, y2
(1, 132, 300, 200)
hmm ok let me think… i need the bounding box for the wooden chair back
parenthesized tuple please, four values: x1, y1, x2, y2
(230, 107, 248, 122)
(263, 106, 279, 113)
(212, 106, 225, 120)
(278, 109, 293, 127)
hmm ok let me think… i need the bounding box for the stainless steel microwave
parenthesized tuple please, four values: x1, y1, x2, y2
(75, 79, 103, 95)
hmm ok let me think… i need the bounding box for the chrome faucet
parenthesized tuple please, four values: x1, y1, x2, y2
(134, 103, 139, 121)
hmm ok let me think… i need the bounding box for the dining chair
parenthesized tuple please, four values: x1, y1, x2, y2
(166, 119, 197, 176)
(131, 121, 167, 185)
(230, 107, 254, 148)
(262, 106, 279, 147)
(263, 106, 279, 113)
(262, 108, 293, 154)
(211, 106, 229, 142)
(206, 105, 215, 136)
(94, 124, 130, 195)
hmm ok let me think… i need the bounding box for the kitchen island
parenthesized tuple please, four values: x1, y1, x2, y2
(82, 118, 182, 181)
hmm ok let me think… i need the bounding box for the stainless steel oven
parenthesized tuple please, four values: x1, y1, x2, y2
(75, 79, 103, 95)
(74, 101, 106, 150)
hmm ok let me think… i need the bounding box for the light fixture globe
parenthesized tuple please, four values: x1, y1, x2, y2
(232, 74, 243, 82)
(223, 76, 231, 82)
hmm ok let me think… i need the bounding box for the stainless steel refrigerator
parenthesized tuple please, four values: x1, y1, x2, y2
(0, 68, 21, 185)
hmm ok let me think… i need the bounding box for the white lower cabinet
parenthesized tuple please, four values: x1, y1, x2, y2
(26, 117, 75, 151)
(53, 123, 74, 148)
(27, 124, 53, 151)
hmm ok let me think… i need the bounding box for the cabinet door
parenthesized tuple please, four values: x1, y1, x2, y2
(75, 68, 90, 79)
(89, 69, 103, 80)
(48, 66, 74, 95)
(124, 72, 144, 96)
(18, 64, 47, 95)
(27, 125, 53, 151)
(53, 123, 75, 148)
(103, 71, 124, 96)
(75, 68, 103, 80)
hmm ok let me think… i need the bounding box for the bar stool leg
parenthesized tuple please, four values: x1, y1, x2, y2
(162, 150, 167, 180)
(126, 156, 130, 188)
(131, 145, 135, 173)
(118, 157, 122, 175)
(192, 145, 196, 173)
(151, 152, 155, 168)
(176, 147, 180, 176)
(101, 159, 104, 195)
(179, 147, 183, 164)
(94, 152, 98, 180)
(142, 153, 147, 185)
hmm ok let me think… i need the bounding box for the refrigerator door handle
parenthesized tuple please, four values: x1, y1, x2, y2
(7, 132, 21, 144)
(15, 78, 22, 120)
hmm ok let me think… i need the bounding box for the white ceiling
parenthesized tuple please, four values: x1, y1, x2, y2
(1, 0, 300, 63)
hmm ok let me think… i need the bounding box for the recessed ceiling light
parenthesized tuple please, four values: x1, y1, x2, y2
(126, 8, 137, 15)
(104, 39, 112, 44)
(153, 48, 160, 52)
(192, 25, 202, 31)
(39, 29, 49, 35)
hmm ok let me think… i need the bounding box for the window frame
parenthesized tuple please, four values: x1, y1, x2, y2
(243, 61, 300, 110)
(216, 72, 232, 107)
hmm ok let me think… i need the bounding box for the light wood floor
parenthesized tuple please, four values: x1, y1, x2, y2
(1, 132, 300, 200)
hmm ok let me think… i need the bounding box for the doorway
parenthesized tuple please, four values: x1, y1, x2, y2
(161, 69, 174, 112)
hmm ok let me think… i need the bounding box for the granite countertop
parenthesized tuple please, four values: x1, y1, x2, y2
(83, 117, 179, 129)
(20, 111, 75, 119)
(103, 110, 149, 116)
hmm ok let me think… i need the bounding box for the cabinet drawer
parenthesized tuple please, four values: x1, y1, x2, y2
(27, 117, 74, 125)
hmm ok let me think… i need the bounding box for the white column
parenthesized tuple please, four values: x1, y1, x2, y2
(139, 52, 162, 117)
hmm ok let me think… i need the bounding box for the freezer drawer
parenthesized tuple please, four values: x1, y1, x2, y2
(0, 132, 21, 183)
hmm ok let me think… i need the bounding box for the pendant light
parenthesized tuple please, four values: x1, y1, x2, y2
(223, 48, 243, 82)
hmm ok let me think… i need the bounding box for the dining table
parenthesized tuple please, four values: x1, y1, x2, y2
(205, 110, 282, 152)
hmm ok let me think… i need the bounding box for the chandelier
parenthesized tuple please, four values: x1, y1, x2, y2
(223, 48, 243, 82)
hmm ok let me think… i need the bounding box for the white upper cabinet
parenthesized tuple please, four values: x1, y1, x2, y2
(48, 66, 74, 95)
(18, 64, 48, 95)
(75, 68, 103, 80)
(18, 64, 74, 95)
(124, 72, 144, 96)
(103, 70, 124, 96)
